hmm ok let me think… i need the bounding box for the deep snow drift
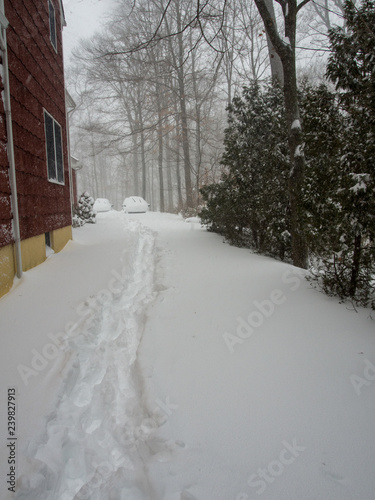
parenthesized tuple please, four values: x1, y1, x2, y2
(0, 211, 374, 500)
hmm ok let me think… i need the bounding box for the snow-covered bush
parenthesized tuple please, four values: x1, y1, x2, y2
(73, 192, 96, 226)
(72, 214, 85, 228)
(200, 74, 375, 308)
(200, 81, 290, 260)
(305, 0, 375, 309)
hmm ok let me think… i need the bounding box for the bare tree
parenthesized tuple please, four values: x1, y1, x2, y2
(253, 0, 311, 268)
(264, 0, 284, 82)
(66, 0, 324, 237)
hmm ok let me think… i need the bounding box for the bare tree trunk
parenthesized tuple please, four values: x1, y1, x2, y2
(136, 95, 147, 200)
(349, 233, 362, 297)
(194, 104, 201, 203)
(176, 60, 194, 207)
(254, 0, 309, 268)
(90, 132, 99, 198)
(164, 0, 194, 208)
(156, 97, 165, 212)
(166, 130, 174, 212)
(132, 138, 140, 195)
(220, 3, 236, 107)
(191, 47, 202, 205)
(264, 0, 284, 84)
(123, 99, 140, 195)
(175, 115, 183, 210)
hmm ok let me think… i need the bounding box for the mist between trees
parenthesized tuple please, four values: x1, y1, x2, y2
(66, 0, 342, 213)
(66, 0, 374, 305)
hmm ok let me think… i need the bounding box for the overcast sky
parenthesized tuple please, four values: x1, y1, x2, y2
(62, 0, 116, 64)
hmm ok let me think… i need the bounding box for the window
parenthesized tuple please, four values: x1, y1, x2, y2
(48, 0, 57, 51)
(44, 111, 64, 184)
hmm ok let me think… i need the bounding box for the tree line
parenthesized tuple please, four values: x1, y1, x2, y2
(67, 0, 342, 214)
(66, 0, 374, 306)
(200, 0, 375, 308)
(68, 0, 269, 212)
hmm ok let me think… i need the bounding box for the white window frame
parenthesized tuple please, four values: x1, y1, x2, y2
(48, 0, 57, 52)
(44, 110, 64, 185)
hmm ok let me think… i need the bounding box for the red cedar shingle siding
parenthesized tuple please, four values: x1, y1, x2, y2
(0, 0, 70, 247)
(72, 170, 78, 205)
(0, 59, 13, 246)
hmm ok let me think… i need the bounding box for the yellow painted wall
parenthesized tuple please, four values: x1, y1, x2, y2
(0, 225, 72, 299)
(0, 244, 15, 299)
(21, 234, 46, 271)
(51, 225, 72, 253)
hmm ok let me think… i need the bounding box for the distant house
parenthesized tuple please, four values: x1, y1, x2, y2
(0, 0, 73, 298)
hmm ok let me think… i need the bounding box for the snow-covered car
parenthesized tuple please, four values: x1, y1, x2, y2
(93, 198, 113, 213)
(122, 196, 150, 213)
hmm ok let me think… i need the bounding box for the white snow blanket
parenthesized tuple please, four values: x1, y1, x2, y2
(0, 211, 374, 500)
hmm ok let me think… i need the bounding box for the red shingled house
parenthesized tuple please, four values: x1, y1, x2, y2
(0, 0, 73, 297)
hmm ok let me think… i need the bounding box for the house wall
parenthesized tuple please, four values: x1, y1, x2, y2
(50, 225, 72, 253)
(0, 0, 72, 297)
(20, 234, 46, 271)
(0, 75, 13, 251)
(0, 225, 73, 298)
(0, 244, 15, 297)
(5, 0, 71, 240)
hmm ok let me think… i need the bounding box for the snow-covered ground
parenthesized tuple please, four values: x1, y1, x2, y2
(1, 211, 374, 500)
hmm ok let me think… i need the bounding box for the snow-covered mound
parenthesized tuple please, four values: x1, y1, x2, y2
(1, 212, 374, 500)
(13, 217, 163, 500)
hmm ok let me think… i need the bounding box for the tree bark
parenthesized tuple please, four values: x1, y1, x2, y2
(156, 95, 165, 212)
(264, 0, 284, 84)
(165, 0, 194, 208)
(191, 46, 202, 205)
(123, 101, 140, 195)
(176, 54, 194, 206)
(254, 0, 309, 268)
(175, 115, 183, 210)
(349, 233, 361, 297)
(166, 130, 174, 212)
(136, 93, 147, 200)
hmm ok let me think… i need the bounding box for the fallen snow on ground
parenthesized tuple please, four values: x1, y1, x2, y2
(1, 211, 374, 500)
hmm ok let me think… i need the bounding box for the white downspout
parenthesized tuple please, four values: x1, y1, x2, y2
(0, 2, 22, 278)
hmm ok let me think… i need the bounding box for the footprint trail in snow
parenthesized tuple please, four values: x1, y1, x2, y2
(15, 217, 163, 500)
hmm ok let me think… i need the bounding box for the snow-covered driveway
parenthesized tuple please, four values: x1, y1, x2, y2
(1, 211, 374, 500)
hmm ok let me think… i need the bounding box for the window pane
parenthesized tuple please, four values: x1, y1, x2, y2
(54, 121, 64, 183)
(44, 112, 56, 180)
(49, 0, 57, 50)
